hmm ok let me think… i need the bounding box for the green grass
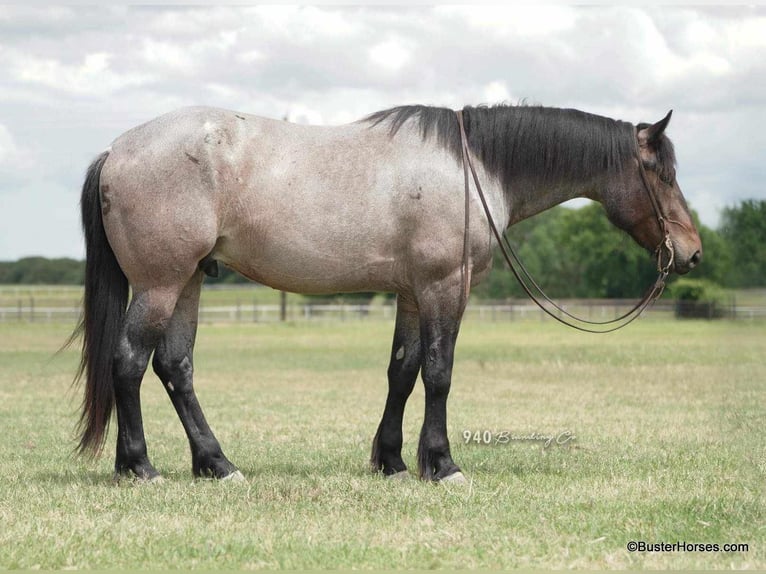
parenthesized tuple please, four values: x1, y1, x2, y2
(0, 319, 763, 569)
(0, 284, 305, 309)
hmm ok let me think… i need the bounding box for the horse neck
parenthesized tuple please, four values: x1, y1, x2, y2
(504, 176, 602, 226)
(462, 105, 634, 228)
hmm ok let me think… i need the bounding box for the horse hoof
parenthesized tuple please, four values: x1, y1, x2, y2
(221, 470, 245, 482)
(387, 470, 411, 480)
(440, 471, 467, 485)
(113, 472, 164, 485)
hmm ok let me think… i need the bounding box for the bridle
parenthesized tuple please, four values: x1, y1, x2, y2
(634, 141, 676, 275)
(455, 110, 675, 333)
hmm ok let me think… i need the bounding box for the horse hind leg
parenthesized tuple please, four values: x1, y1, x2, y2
(371, 295, 421, 477)
(112, 285, 182, 482)
(151, 271, 241, 480)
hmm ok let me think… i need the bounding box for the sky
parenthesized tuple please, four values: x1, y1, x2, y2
(1, 5, 764, 260)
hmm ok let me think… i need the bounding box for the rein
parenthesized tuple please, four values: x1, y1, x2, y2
(455, 110, 674, 333)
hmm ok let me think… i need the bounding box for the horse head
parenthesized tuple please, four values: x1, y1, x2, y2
(603, 111, 702, 274)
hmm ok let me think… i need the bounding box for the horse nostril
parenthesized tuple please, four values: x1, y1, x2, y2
(690, 250, 702, 267)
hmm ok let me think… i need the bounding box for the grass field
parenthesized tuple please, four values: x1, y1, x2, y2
(0, 318, 763, 569)
(0, 284, 310, 310)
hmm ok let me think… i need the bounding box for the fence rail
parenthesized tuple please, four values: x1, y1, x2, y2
(2, 299, 763, 324)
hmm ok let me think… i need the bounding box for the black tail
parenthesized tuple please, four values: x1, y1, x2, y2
(70, 151, 128, 456)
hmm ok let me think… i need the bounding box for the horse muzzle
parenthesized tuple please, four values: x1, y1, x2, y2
(674, 248, 702, 275)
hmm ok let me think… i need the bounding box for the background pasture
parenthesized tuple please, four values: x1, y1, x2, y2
(0, 314, 763, 569)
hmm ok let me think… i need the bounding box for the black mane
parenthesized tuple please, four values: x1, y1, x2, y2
(365, 104, 675, 188)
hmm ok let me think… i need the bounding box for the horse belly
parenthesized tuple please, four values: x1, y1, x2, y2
(214, 177, 403, 294)
(216, 230, 398, 294)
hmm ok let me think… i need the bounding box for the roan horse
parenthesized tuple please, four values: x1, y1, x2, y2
(72, 103, 702, 483)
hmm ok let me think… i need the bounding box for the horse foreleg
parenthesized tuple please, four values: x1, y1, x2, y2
(152, 272, 241, 480)
(416, 290, 465, 483)
(112, 288, 180, 482)
(371, 295, 421, 477)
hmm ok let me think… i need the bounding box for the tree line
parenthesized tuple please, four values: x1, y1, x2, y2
(473, 199, 764, 299)
(1, 199, 763, 297)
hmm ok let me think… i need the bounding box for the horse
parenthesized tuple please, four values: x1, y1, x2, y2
(72, 103, 702, 483)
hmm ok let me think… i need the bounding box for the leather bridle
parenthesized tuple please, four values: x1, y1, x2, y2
(635, 140, 676, 275)
(455, 109, 674, 333)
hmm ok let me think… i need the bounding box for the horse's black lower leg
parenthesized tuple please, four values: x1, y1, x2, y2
(417, 311, 462, 482)
(112, 290, 177, 481)
(152, 272, 239, 479)
(371, 296, 421, 475)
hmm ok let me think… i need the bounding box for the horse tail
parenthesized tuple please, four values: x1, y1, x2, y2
(70, 151, 128, 456)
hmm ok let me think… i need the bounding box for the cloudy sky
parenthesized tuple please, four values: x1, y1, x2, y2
(1, 5, 764, 260)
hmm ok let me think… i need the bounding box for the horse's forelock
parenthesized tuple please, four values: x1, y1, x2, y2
(636, 121, 677, 181)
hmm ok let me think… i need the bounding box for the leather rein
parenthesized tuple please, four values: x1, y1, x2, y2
(455, 109, 674, 333)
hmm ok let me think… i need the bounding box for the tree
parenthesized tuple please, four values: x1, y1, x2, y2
(719, 199, 766, 287)
(685, 210, 732, 287)
(472, 203, 659, 300)
(472, 207, 565, 299)
(0, 257, 84, 284)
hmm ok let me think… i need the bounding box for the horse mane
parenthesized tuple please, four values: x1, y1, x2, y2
(365, 104, 675, 188)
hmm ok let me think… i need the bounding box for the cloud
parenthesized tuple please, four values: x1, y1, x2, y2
(368, 38, 412, 72)
(483, 81, 513, 105)
(0, 5, 764, 259)
(9, 50, 151, 96)
(139, 30, 241, 78)
(436, 5, 577, 38)
(0, 124, 18, 165)
(0, 123, 34, 181)
(246, 5, 364, 41)
(141, 40, 196, 74)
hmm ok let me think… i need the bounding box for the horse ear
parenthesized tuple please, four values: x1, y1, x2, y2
(638, 110, 672, 147)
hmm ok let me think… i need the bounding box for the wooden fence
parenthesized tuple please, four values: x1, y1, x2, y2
(1, 298, 762, 324)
